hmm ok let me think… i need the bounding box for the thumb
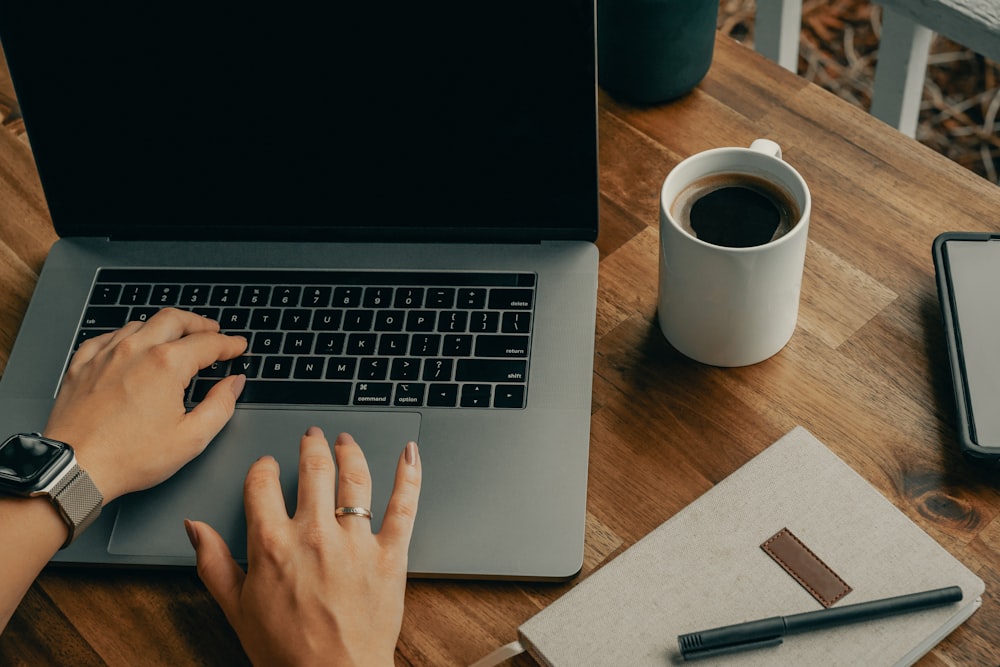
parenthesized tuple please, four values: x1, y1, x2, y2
(182, 374, 245, 446)
(185, 519, 246, 627)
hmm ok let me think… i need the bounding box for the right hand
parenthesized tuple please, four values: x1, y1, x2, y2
(187, 429, 422, 666)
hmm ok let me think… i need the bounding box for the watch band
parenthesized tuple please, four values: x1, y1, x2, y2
(48, 463, 103, 548)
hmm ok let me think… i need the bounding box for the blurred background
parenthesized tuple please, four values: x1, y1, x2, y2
(719, 0, 1000, 184)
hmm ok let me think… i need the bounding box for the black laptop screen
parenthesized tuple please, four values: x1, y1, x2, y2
(0, 2, 598, 243)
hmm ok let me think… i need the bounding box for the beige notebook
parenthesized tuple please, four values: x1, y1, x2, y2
(475, 427, 984, 667)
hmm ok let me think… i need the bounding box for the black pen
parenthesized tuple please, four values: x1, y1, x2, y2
(678, 585, 964, 660)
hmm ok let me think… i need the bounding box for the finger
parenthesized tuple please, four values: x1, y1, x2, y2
(333, 432, 373, 531)
(243, 456, 291, 553)
(179, 374, 246, 452)
(132, 307, 221, 345)
(167, 331, 249, 378)
(187, 519, 246, 630)
(69, 329, 121, 367)
(295, 427, 337, 521)
(377, 441, 422, 553)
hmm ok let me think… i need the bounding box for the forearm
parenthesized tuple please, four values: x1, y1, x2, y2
(0, 495, 69, 631)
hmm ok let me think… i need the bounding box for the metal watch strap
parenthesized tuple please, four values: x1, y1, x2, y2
(48, 463, 103, 548)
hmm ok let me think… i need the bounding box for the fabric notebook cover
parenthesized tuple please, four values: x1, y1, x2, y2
(517, 427, 985, 666)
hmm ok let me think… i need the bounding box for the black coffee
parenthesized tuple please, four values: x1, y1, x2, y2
(671, 173, 800, 248)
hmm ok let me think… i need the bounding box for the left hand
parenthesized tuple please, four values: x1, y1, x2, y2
(44, 307, 248, 503)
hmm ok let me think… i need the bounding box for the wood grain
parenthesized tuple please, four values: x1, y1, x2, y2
(1, 33, 999, 666)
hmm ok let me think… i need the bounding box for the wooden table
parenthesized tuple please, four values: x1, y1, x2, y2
(2, 34, 1000, 666)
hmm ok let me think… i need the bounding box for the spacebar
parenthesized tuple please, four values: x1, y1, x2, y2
(238, 380, 352, 405)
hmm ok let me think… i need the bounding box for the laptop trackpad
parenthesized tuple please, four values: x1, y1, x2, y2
(109, 409, 421, 560)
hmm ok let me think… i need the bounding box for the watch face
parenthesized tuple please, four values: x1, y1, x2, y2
(0, 434, 73, 492)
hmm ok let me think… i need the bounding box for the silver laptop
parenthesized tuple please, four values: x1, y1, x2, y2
(0, 1, 598, 580)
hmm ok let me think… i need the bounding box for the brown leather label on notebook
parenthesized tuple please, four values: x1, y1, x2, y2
(761, 527, 852, 607)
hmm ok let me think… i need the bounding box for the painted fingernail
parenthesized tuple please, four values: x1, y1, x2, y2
(405, 441, 418, 466)
(184, 519, 199, 549)
(230, 374, 247, 398)
(306, 426, 324, 437)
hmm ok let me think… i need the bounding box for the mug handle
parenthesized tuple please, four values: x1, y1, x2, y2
(749, 138, 782, 159)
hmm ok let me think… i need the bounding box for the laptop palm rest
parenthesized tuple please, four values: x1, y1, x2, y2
(109, 409, 421, 560)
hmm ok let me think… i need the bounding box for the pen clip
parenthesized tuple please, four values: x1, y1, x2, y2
(680, 636, 783, 661)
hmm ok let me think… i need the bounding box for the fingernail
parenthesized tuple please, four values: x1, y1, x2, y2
(184, 519, 199, 549)
(230, 374, 247, 398)
(405, 441, 418, 466)
(305, 426, 324, 437)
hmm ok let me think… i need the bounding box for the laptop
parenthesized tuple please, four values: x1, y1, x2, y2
(0, 1, 599, 580)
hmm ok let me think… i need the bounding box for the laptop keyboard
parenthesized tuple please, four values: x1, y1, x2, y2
(76, 269, 535, 409)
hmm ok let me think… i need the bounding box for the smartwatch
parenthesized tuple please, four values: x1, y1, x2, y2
(0, 433, 103, 548)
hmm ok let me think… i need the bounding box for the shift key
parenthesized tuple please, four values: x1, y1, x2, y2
(456, 359, 527, 382)
(474, 335, 529, 358)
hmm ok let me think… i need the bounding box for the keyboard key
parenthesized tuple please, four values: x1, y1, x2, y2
(128, 307, 160, 323)
(378, 333, 409, 356)
(374, 310, 405, 332)
(90, 284, 121, 305)
(180, 285, 210, 306)
(210, 285, 241, 306)
(237, 380, 351, 405)
(410, 334, 441, 356)
(294, 357, 325, 379)
(501, 312, 531, 333)
(240, 286, 271, 306)
(262, 356, 294, 378)
(494, 384, 526, 408)
(460, 383, 491, 407)
(83, 306, 129, 328)
(192, 307, 220, 320)
(151, 285, 180, 306)
(443, 334, 473, 356)
(456, 288, 487, 309)
(456, 359, 527, 382)
(394, 382, 425, 406)
(326, 357, 357, 379)
(231, 355, 262, 378)
(280, 309, 312, 330)
(394, 288, 424, 308)
(346, 333, 377, 355)
(426, 288, 455, 308)
(76, 328, 114, 348)
(358, 357, 389, 381)
(405, 311, 435, 332)
(315, 332, 346, 355)
(198, 360, 230, 378)
(252, 332, 284, 354)
(283, 332, 314, 354)
(302, 286, 332, 307)
(333, 286, 362, 307)
(250, 309, 281, 329)
(271, 286, 301, 307)
(474, 335, 529, 358)
(438, 311, 468, 333)
(364, 287, 393, 308)
(353, 382, 392, 406)
(469, 311, 499, 333)
(220, 308, 251, 329)
(390, 358, 421, 381)
(427, 383, 459, 407)
(121, 284, 151, 305)
(312, 310, 343, 331)
(488, 288, 534, 310)
(343, 310, 375, 331)
(422, 358, 453, 381)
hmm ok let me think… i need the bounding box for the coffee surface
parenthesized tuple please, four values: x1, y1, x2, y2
(672, 173, 799, 248)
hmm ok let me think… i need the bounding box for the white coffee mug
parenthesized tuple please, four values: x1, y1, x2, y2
(658, 139, 811, 366)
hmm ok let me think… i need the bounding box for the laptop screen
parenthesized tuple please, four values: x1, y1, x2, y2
(0, 2, 598, 243)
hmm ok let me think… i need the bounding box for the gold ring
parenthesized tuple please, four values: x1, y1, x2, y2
(335, 506, 373, 520)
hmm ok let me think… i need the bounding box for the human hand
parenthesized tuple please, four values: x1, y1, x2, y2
(187, 429, 422, 667)
(44, 307, 248, 503)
